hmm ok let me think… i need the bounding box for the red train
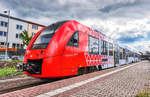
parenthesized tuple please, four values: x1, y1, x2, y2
(22, 20, 140, 78)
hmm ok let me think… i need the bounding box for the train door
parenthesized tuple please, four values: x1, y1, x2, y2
(62, 31, 79, 71)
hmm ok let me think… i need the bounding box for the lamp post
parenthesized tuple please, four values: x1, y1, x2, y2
(4, 10, 10, 61)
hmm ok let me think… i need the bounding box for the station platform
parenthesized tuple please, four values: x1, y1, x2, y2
(0, 61, 149, 97)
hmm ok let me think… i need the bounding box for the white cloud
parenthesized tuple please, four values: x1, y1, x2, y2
(0, 0, 150, 53)
(125, 40, 150, 54)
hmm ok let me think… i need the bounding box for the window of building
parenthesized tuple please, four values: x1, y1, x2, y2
(16, 25, 19, 29)
(16, 33, 21, 39)
(16, 25, 23, 30)
(17, 44, 20, 48)
(0, 31, 7, 37)
(101, 40, 108, 55)
(0, 42, 5, 45)
(0, 21, 8, 27)
(21, 44, 23, 48)
(67, 31, 79, 47)
(88, 36, 99, 54)
(0, 31, 3, 36)
(12, 43, 16, 48)
(5, 22, 8, 27)
(0, 42, 5, 47)
(32, 32, 36, 37)
(3, 32, 7, 36)
(109, 43, 113, 56)
(16, 33, 19, 38)
(32, 25, 38, 30)
(20, 25, 22, 30)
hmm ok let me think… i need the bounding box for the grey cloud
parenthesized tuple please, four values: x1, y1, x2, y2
(0, 0, 137, 19)
(1, 0, 150, 52)
(99, 0, 141, 13)
(1, 0, 150, 20)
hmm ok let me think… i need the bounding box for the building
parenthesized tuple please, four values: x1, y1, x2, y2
(0, 13, 45, 57)
(28, 22, 45, 37)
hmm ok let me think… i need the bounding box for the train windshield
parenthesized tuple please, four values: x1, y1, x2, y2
(31, 21, 67, 49)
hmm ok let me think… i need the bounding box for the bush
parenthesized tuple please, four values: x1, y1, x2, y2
(7, 60, 23, 68)
(0, 60, 23, 68)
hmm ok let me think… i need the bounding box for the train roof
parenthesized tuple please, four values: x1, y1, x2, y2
(94, 29, 106, 37)
(49, 20, 140, 55)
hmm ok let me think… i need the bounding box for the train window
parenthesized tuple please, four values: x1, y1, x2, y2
(99, 39, 101, 55)
(88, 36, 99, 54)
(101, 40, 108, 55)
(31, 21, 67, 49)
(123, 49, 125, 59)
(120, 47, 123, 59)
(109, 43, 113, 56)
(129, 51, 131, 57)
(135, 54, 137, 57)
(130, 53, 132, 57)
(67, 31, 79, 47)
(101, 40, 104, 55)
(126, 49, 129, 57)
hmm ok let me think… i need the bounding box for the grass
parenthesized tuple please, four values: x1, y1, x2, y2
(136, 92, 150, 97)
(0, 68, 18, 78)
(136, 84, 150, 97)
(0, 60, 25, 79)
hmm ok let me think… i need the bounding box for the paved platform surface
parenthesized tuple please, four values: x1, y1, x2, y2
(70, 61, 150, 97)
(0, 61, 149, 97)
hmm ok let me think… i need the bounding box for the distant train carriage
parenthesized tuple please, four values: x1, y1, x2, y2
(119, 47, 126, 65)
(114, 44, 119, 66)
(21, 20, 140, 78)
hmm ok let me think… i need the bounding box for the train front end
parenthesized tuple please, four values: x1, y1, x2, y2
(22, 21, 67, 78)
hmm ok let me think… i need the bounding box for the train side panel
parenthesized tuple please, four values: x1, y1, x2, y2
(61, 23, 87, 76)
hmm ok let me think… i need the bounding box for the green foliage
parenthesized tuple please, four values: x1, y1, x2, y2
(0, 68, 17, 78)
(0, 60, 25, 79)
(20, 30, 32, 47)
(136, 92, 150, 97)
(7, 60, 23, 68)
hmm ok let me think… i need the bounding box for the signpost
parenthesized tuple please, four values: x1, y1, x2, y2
(4, 10, 10, 61)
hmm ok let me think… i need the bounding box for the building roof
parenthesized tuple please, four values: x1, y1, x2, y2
(0, 13, 45, 27)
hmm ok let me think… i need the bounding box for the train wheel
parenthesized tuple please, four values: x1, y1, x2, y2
(98, 65, 102, 71)
(77, 67, 85, 75)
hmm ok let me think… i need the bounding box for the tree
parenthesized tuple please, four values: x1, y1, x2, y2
(20, 30, 32, 47)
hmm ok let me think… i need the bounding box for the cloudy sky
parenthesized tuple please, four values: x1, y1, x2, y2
(0, 0, 150, 53)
